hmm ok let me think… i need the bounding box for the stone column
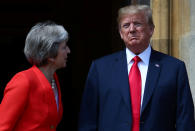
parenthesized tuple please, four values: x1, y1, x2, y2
(170, 0, 190, 58)
(179, 0, 195, 103)
(150, 0, 170, 54)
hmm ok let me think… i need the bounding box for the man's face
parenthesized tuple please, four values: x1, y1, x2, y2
(119, 12, 154, 54)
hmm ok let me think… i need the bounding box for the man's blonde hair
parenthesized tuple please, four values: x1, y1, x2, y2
(117, 5, 154, 29)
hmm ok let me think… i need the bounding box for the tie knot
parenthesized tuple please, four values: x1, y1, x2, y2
(133, 56, 141, 63)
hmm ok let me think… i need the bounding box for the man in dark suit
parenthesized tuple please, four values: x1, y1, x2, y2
(78, 5, 195, 131)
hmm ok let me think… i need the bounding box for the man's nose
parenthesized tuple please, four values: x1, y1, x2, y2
(129, 24, 136, 33)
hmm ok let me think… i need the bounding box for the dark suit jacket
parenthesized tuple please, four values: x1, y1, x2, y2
(78, 49, 195, 131)
(0, 65, 63, 131)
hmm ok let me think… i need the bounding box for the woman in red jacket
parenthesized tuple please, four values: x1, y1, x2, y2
(0, 21, 70, 131)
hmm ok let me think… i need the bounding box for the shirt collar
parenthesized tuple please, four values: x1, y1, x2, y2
(126, 44, 151, 65)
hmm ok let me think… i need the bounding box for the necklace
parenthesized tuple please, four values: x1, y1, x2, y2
(51, 79, 55, 89)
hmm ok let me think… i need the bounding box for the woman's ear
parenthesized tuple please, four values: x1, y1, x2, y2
(48, 57, 55, 63)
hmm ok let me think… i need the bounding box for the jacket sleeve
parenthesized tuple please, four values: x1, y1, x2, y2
(0, 73, 30, 130)
(176, 62, 195, 130)
(78, 61, 99, 131)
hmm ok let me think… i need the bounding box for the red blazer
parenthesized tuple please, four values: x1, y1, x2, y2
(0, 65, 63, 131)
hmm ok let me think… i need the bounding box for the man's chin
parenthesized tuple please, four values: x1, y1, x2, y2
(127, 41, 140, 46)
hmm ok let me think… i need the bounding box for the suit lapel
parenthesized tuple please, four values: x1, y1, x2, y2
(115, 50, 132, 112)
(141, 50, 161, 115)
(32, 66, 59, 119)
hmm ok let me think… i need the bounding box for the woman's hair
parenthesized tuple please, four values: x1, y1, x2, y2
(117, 5, 154, 29)
(24, 21, 69, 66)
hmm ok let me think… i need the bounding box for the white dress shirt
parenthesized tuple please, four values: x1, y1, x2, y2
(126, 45, 151, 107)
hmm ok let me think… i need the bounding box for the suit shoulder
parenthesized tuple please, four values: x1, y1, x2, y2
(6, 67, 33, 89)
(4, 68, 33, 96)
(152, 50, 184, 64)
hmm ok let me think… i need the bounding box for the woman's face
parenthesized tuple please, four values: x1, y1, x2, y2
(53, 41, 70, 69)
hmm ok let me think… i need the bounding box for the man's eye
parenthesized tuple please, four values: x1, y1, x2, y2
(122, 24, 129, 28)
(134, 22, 142, 27)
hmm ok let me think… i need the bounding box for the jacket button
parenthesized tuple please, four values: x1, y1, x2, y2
(50, 125, 55, 129)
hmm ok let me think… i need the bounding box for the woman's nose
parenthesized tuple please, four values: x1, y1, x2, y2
(67, 46, 71, 53)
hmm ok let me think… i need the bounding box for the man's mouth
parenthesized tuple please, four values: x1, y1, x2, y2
(129, 37, 137, 41)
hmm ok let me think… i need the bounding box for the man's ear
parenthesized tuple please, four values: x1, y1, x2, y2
(119, 30, 123, 39)
(118, 25, 123, 39)
(149, 26, 155, 37)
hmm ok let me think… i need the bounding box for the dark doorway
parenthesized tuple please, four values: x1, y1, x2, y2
(0, 0, 134, 130)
